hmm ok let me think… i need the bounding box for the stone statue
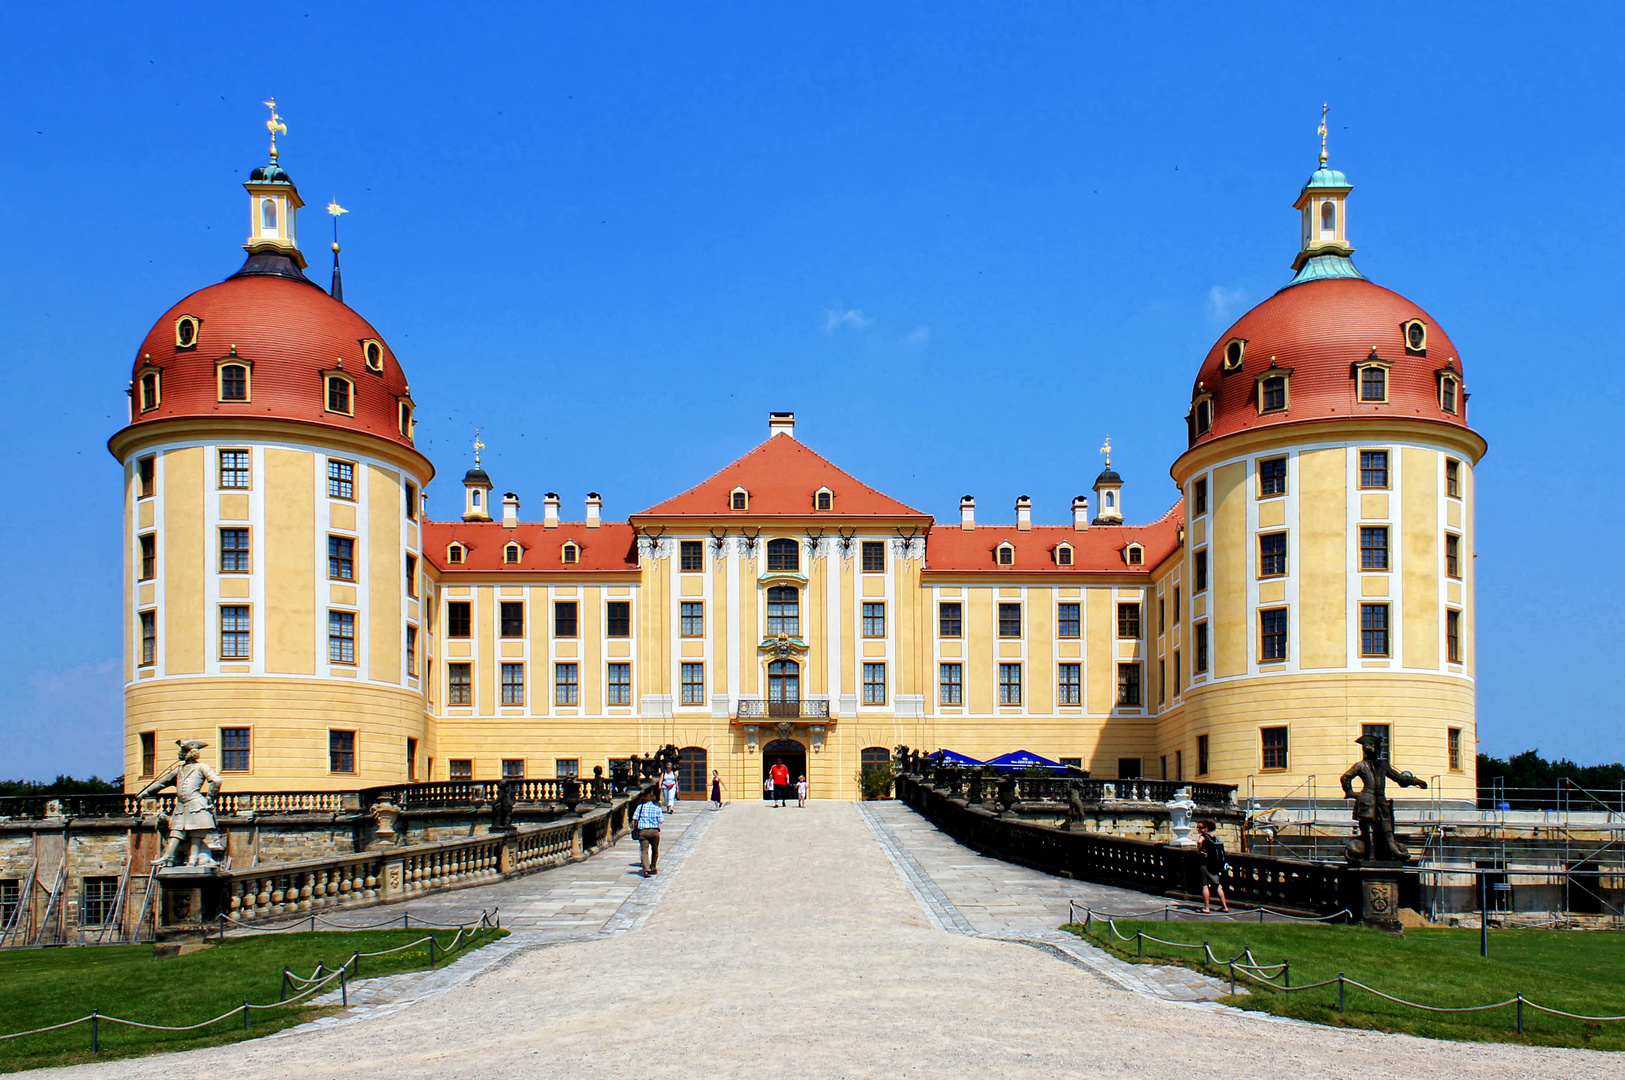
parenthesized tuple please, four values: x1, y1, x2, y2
(1165, 787, 1197, 848)
(1063, 779, 1091, 832)
(136, 739, 222, 867)
(1341, 733, 1427, 864)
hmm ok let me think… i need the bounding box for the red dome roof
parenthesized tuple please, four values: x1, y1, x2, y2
(1189, 277, 1469, 447)
(124, 273, 415, 450)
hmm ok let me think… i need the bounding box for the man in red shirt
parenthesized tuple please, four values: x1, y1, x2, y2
(769, 759, 790, 807)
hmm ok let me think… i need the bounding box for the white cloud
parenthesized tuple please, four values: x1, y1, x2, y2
(824, 308, 873, 334)
(1206, 285, 1246, 323)
(2, 659, 124, 780)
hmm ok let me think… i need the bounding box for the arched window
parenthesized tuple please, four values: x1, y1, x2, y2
(504, 543, 522, 564)
(1359, 365, 1388, 403)
(1055, 544, 1073, 566)
(446, 543, 464, 564)
(730, 488, 748, 511)
(219, 364, 248, 401)
(996, 543, 1015, 566)
(260, 198, 277, 231)
(766, 538, 799, 572)
(561, 542, 579, 564)
(471, 489, 482, 508)
(1320, 200, 1336, 234)
(1105, 491, 1115, 509)
(1260, 375, 1287, 413)
(766, 586, 799, 636)
(860, 747, 891, 773)
(678, 747, 708, 796)
(1126, 544, 1144, 566)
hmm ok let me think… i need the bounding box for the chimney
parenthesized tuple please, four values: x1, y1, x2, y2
(543, 492, 560, 529)
(960, 495, 976, 531)
(1072, 495, 1090, 531)
(585, 492, 602, 528)
(1015, 495, 1032, 532)
(768, 411, 796, 438)
(501, 492, 520, 529)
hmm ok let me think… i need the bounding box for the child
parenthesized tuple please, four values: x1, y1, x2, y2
(795, 775, 809, 808)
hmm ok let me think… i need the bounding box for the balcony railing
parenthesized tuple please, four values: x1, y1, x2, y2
(735, 698, 831, 720)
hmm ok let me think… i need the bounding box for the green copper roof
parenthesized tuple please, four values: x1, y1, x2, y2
(1283, 253, 1366, 289)
(1304, 165, 1350, 189)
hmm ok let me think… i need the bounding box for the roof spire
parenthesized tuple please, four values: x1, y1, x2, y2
(1318, 102, 1329, 165)
(327, 199, 348, 303)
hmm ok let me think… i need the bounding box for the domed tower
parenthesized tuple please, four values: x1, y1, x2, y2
(1169, 135, 1486, 807)
(108, 111, 435, 790)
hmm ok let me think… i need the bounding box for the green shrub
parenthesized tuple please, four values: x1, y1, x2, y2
(857, 762, 896, 799)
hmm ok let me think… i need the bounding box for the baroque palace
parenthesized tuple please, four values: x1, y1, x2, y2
(110, 117, 1486, 804)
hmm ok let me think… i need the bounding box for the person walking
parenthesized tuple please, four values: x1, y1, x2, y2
(769, 759, 790, 807)
(633, 791, 664, 877)
(1195, 820, 1230, 913)
(710, 769, 726, 810)
(795, 774, 809, 808)
(661, 765, 680, 813)
(763, 774, 774, 802)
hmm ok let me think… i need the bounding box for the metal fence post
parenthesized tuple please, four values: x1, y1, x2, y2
(280, 968, 289, 1002)
(1516, 993, 1524, 1035)
(1229, 962, 1235, 995)
(219, 913, 226, 940)
(1136, 932, 1142, 958)
(310, 913, 316, 933)
(403, 912, 409, 929)
(242, 999, 250, 1031)
(1480, 872, 1489, 959)
(1283, 959, 1291, 989)
(340, 968, 347, 1008)
(90, 1009, 98, 1054)
(1338, 973, 1345, 1013)
(429, 935, 437, 967)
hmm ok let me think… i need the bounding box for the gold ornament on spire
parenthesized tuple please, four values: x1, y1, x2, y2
(327, 200, 348, 217)
(1099, 436, 1112, 467)
(473, 428, 486, 468)
(328, 200, 347, 253)
(263, 98, 288, 160)
(1318, 102, 1329, 165)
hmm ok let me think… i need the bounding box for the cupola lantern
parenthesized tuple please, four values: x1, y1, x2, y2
(243, 99, 307, 268)
(1290, 104, 1359, 281)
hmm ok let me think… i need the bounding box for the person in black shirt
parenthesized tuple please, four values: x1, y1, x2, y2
(1196, 820, 1229, 913)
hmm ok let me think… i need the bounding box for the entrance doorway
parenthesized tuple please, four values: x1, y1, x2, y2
(678, 747, 708, 801)
(761, 738, 806, 801)
(767, 659, 800, 718)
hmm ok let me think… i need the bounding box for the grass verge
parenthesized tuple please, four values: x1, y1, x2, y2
(1065, 918, 1625, 1050)
(0, 925, 507, 1072)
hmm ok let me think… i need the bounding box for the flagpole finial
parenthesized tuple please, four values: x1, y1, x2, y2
(262, 98, 288, 161)
(1318, 102, 1329, 166)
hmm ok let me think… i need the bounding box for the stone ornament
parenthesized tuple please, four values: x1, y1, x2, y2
(1165, 787, 1198, 848)
(136, 739, 222, 867)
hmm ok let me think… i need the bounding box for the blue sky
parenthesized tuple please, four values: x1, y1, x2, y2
(1, 4, 1621, 779)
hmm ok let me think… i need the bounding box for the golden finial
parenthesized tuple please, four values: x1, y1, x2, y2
(327, 200, 348, 253)
(473, 428, 486, 469)
(1099, 436, 1112, 467)
(263, 98, 288, 160)
(1318, 102, 1329, 166)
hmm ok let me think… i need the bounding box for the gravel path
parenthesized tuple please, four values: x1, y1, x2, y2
(32, 801, 1615, 1079)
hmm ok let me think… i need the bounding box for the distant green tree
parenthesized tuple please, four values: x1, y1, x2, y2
(0, 775, 124, 798)
(1476, 750, 1625, 809)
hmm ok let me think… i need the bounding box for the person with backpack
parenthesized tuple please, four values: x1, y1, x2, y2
(1196, 820, 1230, 913)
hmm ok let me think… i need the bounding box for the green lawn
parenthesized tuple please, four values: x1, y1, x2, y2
(1065, 919, 1625, 1050)
(0, 925, 506, 1072)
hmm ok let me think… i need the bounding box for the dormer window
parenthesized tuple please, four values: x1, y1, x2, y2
(1125, 543, 1144, 566)
(218, 361, 250, 402)
(730, 487, 749, 511)
(996, 542, 1015, 566)
(1222, 339, 1245, 373)
(446, 543, 465, 565)
(815, 487, 833, 511)
(325, 374, 354, 415)
(561, 542, 580, 565)
(504, 542, 522, 565)
(399, 401, 414, 438)
(362, 339, 384, 372)
(1357, 362, 1388, 403)
(1438, 371, 1460, 415)
(1256, 365, 1292, 415)
(1191, 392, 1214, 437)
(1055, 543, 1073, 566)
(139, 370, 161, 413)
(1402, 320, 1428, 355)
(175, 315, 200, 349)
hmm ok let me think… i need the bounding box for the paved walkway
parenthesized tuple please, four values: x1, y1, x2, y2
(38, 801, 1614, 1079)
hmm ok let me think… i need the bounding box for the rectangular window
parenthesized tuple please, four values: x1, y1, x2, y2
(407, 737, 418, 780)
(405, 482, 418, 521)
(1446, 534, 1462, 579)
(405, 553, 418, 598)
(502, 759, 525, 781)
(139, 534, 156, 581)
(1159, 598, 1166, 635)
(862, 602, 886, 637)
(220, 605, 251, 659)
(406, 625, 418, 676)
(328, 610, 355, 664)
(1359, 450, 1389, 489)
(998, 603, 1022, 637)
(1446, 459, 1461, 499)
(1447, 609, 1462, 663)
(1257, 532, 1287, 578)
(1261, 376, 1287, 412)
(1174, 650, 1181, 691)
(447, 601, 471, 638)
(1116, 602, 1141, 639)
(1193, 477, 1208, 515)
(1362, 724, 1390, 757)
(1058, 663, 1081, 705)
(1057, 602, 1080, 638)
(555, 759, 580, 779)
(607, 662, 632, 705)
(1259, 456, 1287, 496)
(218, 449, 251, 489)
(1261, 726, 1289, 770)
(327, 376, 352, 413)
(939, 663, 963, 705)
(554, 601, 578, 638)
(1360, 366, 1387, 402)
(998, 663, 1022, 705)
(80, 877, 119, 928)
(327, 459, 355, 500)
(681, 662, 705, 705)
(139, 611, 156, 666)
(137, 456, 155, 498)
(1196, 734, 1210, 776)
(680, 602, 704, 637)
(1260, 607, 1288, 661)
(1193, 550, 1207, 592)
(555, 663, 579, 705)
(1195, 622, 1209, 673)
(1116, 663, 1142, 706)
(329, 730, 356, 773)
(328, 535, 354, 581)
(1360, 603, 1390, 657)
(861, 541, 885, 572)
(1448, 727, 1463, 771)
(863, 662, 887, 705)
(213, 527, 248, 574)
(1360, 527, 1390, 570)
(1117, 758, 1142, 780)
(221, 727, 251, 771)
(938, 602, 962, 638)
(500, 662, 525, 705)
(140, 731, 156, 776)
(679, 539, 704, 571)
(1174, 587, 1181, 621)
(449, 759, 472, 781)
(448, 662, 472, 704)
(500, 601, 524, 637)
(1, 880, 19, 930)
(606, 601, 631, 638)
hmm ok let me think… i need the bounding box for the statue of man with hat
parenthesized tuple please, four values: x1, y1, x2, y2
(136, 740, 223, 867)
(1340, 732, 1427, 864)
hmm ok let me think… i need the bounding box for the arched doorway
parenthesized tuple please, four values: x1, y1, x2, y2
(761, 738, 806, 801)
(677, 746, 708, 801)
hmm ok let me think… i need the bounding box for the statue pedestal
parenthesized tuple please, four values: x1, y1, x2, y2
(1348, 863, 1405, 933)
(154, 866, 227, 942)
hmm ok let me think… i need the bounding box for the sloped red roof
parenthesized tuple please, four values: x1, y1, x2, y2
(923, 502, 1183, 576)
(422, 521, 639, 573)
(633, 433, 929, 519)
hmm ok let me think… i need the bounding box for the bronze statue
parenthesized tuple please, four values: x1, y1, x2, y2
(136, 739, 222, 867)
(1340, 733, 1427, 864)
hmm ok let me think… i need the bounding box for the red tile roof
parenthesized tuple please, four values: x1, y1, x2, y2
(422, 521, 639, 573)
(922, 502, 1183, 576)
(633, 434, 929, 520)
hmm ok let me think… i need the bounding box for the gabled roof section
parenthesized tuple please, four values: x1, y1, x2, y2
(633, 434, 929, 520)
(422, 521, 639, 573)
(922, 502, 1184, 577)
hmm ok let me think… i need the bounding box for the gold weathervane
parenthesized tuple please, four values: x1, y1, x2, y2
(1099, 436, 1112, 467)
(1318, 102, 1329, 165)
(263, 98, 288, 160)
(473, 429, 485, 469)
(328, 200, 348, 252)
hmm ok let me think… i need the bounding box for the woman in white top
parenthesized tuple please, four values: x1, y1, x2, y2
(661, 767, 679, 812)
